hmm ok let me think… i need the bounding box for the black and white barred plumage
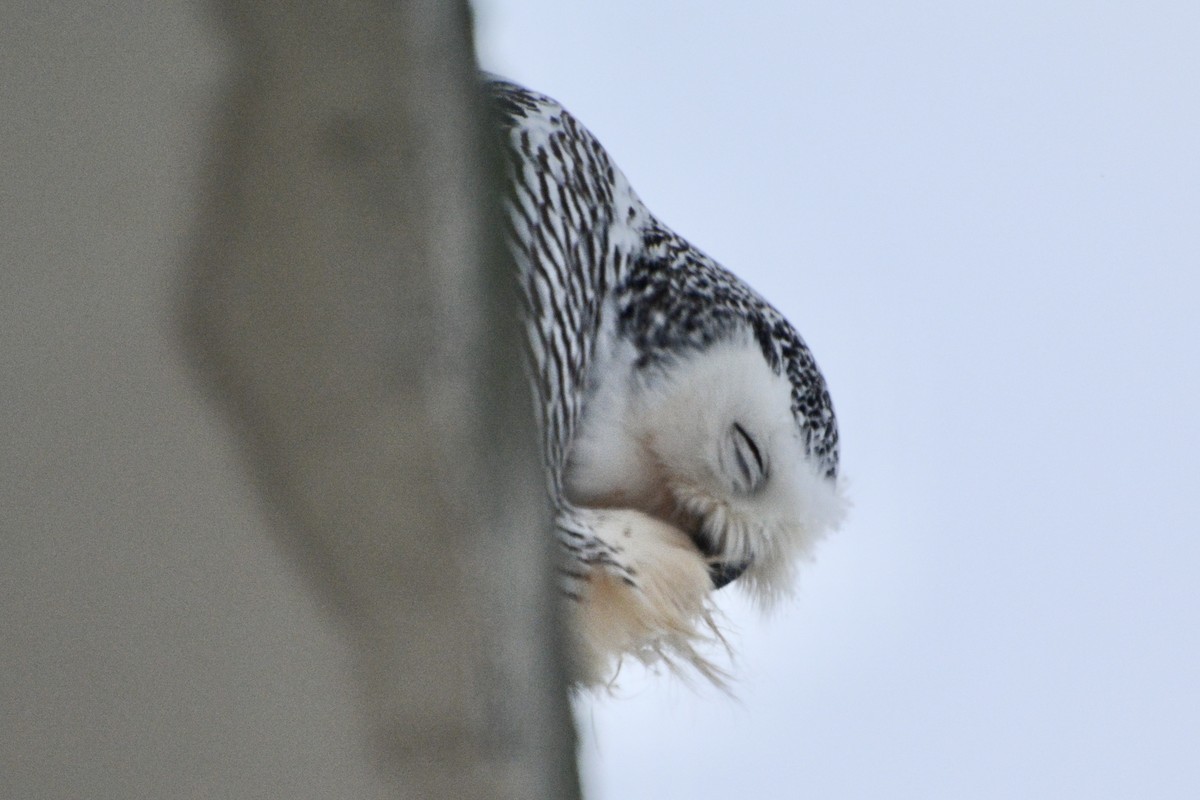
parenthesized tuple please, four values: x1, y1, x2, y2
(491, 78, 845, 684)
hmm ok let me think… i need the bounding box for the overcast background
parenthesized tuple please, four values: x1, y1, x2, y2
(4, 3, 1197, 799)
(476, 2, 1200, 798)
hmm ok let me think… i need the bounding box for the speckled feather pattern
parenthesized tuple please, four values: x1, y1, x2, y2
(489, 77, 841, 681)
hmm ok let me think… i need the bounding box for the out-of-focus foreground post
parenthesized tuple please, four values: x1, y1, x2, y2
(2, 2, 578, 798)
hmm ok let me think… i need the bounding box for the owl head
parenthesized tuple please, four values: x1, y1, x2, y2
(567, 328, 846, 604)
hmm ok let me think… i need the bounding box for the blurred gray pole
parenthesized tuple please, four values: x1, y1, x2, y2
(182, 2, 579, 798)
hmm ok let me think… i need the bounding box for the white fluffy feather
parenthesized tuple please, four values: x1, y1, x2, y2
(567, 507, 723, 686)
(568, 327, 847, 613)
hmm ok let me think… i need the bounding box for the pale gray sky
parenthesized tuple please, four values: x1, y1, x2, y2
(477, 2, 1200, 797)
(5, 3, 1195, 797)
